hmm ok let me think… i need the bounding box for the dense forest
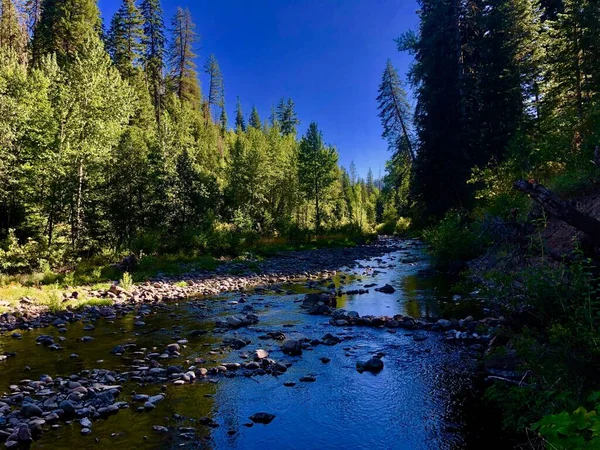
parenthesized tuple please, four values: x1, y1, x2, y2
(383, 0, 600, 223)
(0, 0, 388, 273)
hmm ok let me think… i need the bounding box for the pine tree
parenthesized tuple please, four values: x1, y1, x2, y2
(398, 0, 469, 219)
(377, 59, 415, 161)
(298, 122, 338, 230)
(168, 7, 200, 109)
(276, 97, 300, 136)
(249, 105, 261, 129)
(235, 95, 245, 131)
(219, 90, 227, 134)
(140, 0, 166, 123)
(107, 0, 144, 79)
(25, 0, 42, 35)
(0, 0, 27, 60)
(32, 0, 102, 65)
(204, 53, 223, 123)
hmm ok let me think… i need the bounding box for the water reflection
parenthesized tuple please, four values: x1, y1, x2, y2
(0, 241, 498, 449)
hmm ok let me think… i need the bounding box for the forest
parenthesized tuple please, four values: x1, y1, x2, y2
(0, 0, 387, 275)
(2, 0, 600, 448)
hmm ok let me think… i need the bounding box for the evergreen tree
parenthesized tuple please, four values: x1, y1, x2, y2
(235, 95, 245, 131)
(298, 122, 338, 230)
(168, 7, 200, 109)
(219, 90, 227, 134)
(249, 105, 261, 129)
(276, 97, 300, 136)
(204, 53, 223, 123)
(0, 0, 27, 60)
(32, 0, 102, 65)
(140, 0, 166, 123)
(25, 0, 42, 36)
(107, 0, 144, 79)
(377, 59, 415, 161)
(398, 0, 469, 219)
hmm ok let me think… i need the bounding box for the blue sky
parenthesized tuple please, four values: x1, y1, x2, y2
(99, 0, 419, 178)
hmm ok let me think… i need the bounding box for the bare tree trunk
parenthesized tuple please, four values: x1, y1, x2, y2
(514, 180, 600, 246)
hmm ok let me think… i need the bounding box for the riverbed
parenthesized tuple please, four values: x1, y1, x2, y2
(0, 239, 505, 449)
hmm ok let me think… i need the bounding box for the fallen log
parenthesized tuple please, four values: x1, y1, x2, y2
(514, 179, 600, 246)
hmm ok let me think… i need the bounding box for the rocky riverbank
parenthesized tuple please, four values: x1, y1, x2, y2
(0, 237, 410, 334)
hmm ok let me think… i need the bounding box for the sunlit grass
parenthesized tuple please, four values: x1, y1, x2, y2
(0, 283, 115, 314)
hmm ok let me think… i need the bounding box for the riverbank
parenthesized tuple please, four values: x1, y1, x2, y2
(0, 237, 408, 333)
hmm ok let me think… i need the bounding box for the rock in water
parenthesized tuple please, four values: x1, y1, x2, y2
(375, 284, 396, 294)
(356, 357, 384, 374)
(249, 413, 276, 424)
(282, 340, 302, 356)
(254, 349, 269, 360)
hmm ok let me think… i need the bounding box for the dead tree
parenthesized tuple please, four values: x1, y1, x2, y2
(514, 179, 600, 247)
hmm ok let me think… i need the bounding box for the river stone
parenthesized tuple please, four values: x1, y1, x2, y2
(282, 340, 302, 356)
(413, 332, 428, 341)
(437, 319, 452, 330)
(375, 284, 396, 294)
(80, 418, 92, 428)
(299, 375, 316, 382)
(20, 403, 43, 418)
(58, 400, 76, 418)
(356, 357, 384, 374)
(254, 349, 269, 360)
(226, 316, 243, 328)
(249, 412, 276, 424)
(166, 343, 180, 353)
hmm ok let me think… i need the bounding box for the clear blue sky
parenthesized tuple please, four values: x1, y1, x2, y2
(98, 0, 419, 178)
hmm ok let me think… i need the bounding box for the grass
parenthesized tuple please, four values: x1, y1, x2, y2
(0, 229, 375, 313)
(0, 282, 115, 313)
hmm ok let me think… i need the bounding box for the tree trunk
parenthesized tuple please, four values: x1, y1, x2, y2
(514, 179, 600, 246)
(74, 160, 84, 247)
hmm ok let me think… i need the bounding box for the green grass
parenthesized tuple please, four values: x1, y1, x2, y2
(0, 283, 115, 313)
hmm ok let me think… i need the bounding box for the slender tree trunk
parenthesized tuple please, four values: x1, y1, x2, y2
(74, 160, 84, 248)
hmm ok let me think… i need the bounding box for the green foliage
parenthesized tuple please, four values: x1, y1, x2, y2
(0, 230, 46, 274)
(0, 0, 384, 279)
(119, 272, 133, 291)
(533, 394, 600, 449)
(422, 212, 481, 267)
(298, 123, 339, 231)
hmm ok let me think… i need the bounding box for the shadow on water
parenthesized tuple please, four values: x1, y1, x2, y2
(0, 240, 505, 449)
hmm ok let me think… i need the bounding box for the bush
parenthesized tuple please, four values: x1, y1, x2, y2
(422, 211, 480, 267)
(119, 272, 133, 291)
(533, 393, 600, 449)
(395, 217, 411, 234)
(0, 230, 46, 274)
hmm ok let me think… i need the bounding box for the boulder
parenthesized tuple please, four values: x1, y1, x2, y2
(281, 340, 302, 356)
(356, 357, 384, 374)
(249, 413, 276, 424)
(375, 284, 396, 294)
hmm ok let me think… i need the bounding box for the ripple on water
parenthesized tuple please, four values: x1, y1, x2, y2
(0, 240, 500, 449)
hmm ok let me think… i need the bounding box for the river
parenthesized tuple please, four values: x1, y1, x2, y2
(0, 239, 506, 449)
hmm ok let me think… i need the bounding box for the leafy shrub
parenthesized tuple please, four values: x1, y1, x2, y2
(395, 217, 411, 234)
(533, 393, 600, 449)
(0, 230, 46, 274)
(119, 272, 133, 291)
(422, 212, 480, 267)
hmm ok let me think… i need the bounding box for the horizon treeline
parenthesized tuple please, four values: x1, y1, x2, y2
(0, 0, 388, 270)
(379, 0, 600, 223)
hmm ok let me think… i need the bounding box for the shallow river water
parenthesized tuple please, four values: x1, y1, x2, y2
(0, 240, 506, 449)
